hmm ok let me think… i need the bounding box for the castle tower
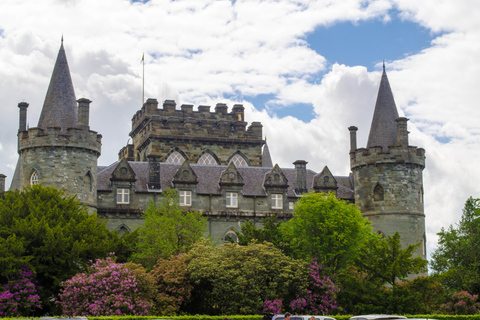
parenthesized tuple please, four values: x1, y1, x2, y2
(11, 40, 102, 211)
(349, 66, 426, 260)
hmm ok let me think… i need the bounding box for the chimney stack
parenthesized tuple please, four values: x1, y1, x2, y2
(348, 126, 358, 152)
(293, 160, 308, 195)
(18, 102, 29, 132)
(77, 98, 92, 128)
(395, 117, 409, 147)
(148, 155, 161, 189)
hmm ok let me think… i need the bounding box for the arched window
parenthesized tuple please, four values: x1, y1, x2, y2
(166, 151, 185, 164)
(30, 171, 39, 186)
(84, 172, 92, 193)
(229, 154, 248, 167)
(198, 153, 218, 165)
(374, 183, 384, 201)
(224, 230, 238, 242)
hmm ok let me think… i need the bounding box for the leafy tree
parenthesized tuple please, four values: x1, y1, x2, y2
(58, 255, 154, 316)
(0, 185, 118, 313)
(133, 188, 208, 269)
(150, 254, 192, 315)
(282, 192, 374, 273)
(186, 240, 308, 315)
(431, 197, 480, 294)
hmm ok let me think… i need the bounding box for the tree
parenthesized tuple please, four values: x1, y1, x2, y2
(282, 192, 374, 273)
(431, 197, 480, 294)
(0, 185, 118, 314)
(133, 188, 208, 269)
(58, 255, 154, 316)
(186, 240, 308, 315)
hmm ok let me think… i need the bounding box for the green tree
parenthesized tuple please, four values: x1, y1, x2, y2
(186, 240, 308, 315)
(431, 197, 480, 294)
(0, 185, 118, 314)
(133, 188, 207, 269)
(282, 192, 374, 273)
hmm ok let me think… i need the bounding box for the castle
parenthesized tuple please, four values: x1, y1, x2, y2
(3, 41, 426, 259)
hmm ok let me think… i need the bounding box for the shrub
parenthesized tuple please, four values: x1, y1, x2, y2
(0, 266, 41, 317)
(439, 291, 480, 315)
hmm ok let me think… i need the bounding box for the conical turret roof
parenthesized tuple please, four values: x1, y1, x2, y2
(262, 137, 273, 167)
(366, 65, 399, 151)
(37, 40, 78, 130)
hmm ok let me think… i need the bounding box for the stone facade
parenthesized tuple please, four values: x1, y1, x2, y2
(7, 43, 427, 258)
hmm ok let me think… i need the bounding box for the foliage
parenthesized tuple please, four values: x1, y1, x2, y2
(282, 192, 374, 273)
(289, 258, 339, 315)
(133, 188, 208, 270)
(263, 299, 282, 314)
(186, 240, 308, 315)
(58, 255, 154, 316)
(402, 275, 447, 313)
(150, 254, 192, 315)
(431, 197, 480, 294)
(0, 185, 118, 313)
(0, 266, 41, 317)
(438, 291, 480, 315)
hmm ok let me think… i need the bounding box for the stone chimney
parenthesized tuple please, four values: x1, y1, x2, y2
(348, 126, 358, 152)
(293, 160, 308, 195)
(0, 174, 5, 193)
(77, 98, 91, 127)
(18, 102, 29, 132)
(148, 155, 161, 189)
(396, 117, 409, 147)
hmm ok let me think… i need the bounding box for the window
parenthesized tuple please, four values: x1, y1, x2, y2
(289, 201, 295, 210)
(117, 188, 130, 204)
(374, 183, 384, 201)
(271, 194, 283, 209)
(166, 151, 185, 164)
(30, 171, 39, 185)
(198, 153, 217, 165)
(229, 154, 248, 167)
(224, 230, 238, 242)
(226, 192, 238, 208)
(179, 190, 192, 206)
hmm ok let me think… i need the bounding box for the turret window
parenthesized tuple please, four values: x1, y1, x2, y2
(374, 183, 384, 201)
(30, 171, 39, 186)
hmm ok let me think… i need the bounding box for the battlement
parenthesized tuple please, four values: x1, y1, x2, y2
(130, 99, 261, 141)
(18, 125, 102, 155)
(350, 144, 425, 169)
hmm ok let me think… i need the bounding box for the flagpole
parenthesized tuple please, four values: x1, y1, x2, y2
(142, 53, 145, 105)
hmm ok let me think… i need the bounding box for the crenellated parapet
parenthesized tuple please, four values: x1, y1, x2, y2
(350, 145, 425, 170)
(130, 99, 261, 141)
(18, 126, 102, 155)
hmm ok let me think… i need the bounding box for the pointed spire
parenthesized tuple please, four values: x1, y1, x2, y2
(37, 40, 78, 130)
(262, 136, 273, 167)
(366, 65, 399, 151)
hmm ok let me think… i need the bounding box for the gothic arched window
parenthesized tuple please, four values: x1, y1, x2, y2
(198, 153, 218, 165)
(30, 171, 39, 186)
(229, 154, 248, 167)
(84, 172, 92, 192)
(166, 151, 185, 164)
(224, 230, 238, 242)
(374, 183, 384, 201)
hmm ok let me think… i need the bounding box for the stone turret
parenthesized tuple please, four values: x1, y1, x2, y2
(12, 40, 102, 211)
(349, 66, 426, 262)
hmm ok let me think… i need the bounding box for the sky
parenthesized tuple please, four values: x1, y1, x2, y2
(1, 0, 480, 262)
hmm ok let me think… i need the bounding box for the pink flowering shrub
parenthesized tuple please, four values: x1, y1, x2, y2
(58, 255, 153, 316)
(290, 258, 339, 315)
(263, 299, 282, 314)
(0, 267, 41, 317)
(439, 291, 480, 315)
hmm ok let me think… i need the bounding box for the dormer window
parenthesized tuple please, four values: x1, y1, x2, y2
(179, 190, 192, 206)
(271, 194, 283, 209)
(117, 188, 130, 204)
(30, 171, 39, 186)
(226, 192, 238, 208)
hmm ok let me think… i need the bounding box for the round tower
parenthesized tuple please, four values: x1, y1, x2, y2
(13, 41, 102, 211)
(349, 67, 426, 260)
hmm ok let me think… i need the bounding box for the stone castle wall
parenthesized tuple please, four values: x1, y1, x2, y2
(122, 99, 264, 166)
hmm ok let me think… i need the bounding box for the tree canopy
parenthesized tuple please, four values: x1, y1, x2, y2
(133, 188, 208, 269)
(0, 185, 118, 314)
(282, 192, 374, 273)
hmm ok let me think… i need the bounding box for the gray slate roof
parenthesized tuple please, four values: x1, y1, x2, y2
(262, 140, 273, 167)
(366, 67, 399, 151)
(37, 41, 78, 131)
(97, 161, 354, 200)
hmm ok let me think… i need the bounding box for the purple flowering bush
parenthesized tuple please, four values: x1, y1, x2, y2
(0, 267, 41, 317)
(263, 299, 282, 314)
(439, 291, 480, 315)
(58, 255, 153, 316)
(290, 258, 339, 315)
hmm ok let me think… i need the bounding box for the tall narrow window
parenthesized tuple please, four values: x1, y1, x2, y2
(226, 192, 238, 208)
(30, 171, 39, 186)
(117, 188, 130, 204)
(271, 194, 283, 209)
(179, 190, 192, 206)
(374, 183, 384, 201)
(84, 172, 92, 193)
